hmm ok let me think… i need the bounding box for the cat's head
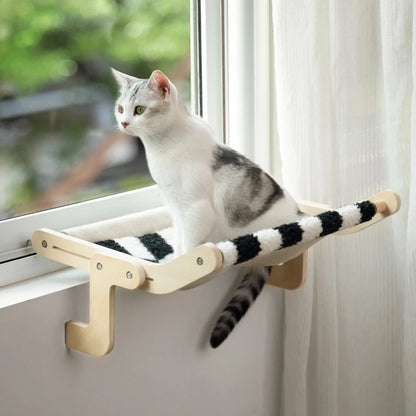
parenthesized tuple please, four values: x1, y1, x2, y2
(112, 68, 178, 137)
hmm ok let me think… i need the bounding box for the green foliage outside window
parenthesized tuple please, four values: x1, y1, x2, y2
(0, 0, 190, 93)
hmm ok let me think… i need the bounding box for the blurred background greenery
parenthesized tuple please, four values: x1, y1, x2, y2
(0, 0, 190, 220)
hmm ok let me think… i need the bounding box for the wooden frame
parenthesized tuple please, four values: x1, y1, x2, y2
(31, 190, 400, 356)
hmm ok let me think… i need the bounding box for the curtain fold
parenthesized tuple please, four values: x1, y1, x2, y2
(271, 1, 415, 415)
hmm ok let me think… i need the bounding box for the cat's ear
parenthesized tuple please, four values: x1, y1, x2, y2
(111, 68, 138, 88)
(148, 70, 171, 98)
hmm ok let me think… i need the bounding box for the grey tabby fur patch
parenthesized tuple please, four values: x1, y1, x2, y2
(127, 80, 147, 102)
(212, 145, 284, 227)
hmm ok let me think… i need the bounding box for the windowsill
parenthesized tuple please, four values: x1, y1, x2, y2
(0, 267, 88, 309)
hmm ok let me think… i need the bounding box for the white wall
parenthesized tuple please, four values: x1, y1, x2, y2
(0, 270, 285, 416)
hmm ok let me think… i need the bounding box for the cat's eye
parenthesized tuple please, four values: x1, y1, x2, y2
(117, 105, 124, 114)
(134, 105, 146, 116)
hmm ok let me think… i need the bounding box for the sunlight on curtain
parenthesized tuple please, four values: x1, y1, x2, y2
(271, 1, 415, 415)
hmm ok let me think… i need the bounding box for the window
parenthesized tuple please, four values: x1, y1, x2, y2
(0, 0, 190, 221)
(0, 0, 226, 286)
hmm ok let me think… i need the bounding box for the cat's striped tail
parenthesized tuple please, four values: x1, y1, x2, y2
(210, 265, 270, 348)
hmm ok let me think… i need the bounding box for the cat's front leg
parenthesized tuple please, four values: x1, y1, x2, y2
(172, 220, 185, 256)
(180, 199, 216, 253)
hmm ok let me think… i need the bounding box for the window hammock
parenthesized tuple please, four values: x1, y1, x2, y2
(31, 189, 400, 356)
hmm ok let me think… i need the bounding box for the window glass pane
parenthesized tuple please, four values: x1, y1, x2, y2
(0, 0, 190, 220)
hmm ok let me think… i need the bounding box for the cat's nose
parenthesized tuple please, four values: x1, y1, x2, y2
(121, 121, 129, 129)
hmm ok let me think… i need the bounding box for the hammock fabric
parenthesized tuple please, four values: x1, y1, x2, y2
(95, 200, 377, 270)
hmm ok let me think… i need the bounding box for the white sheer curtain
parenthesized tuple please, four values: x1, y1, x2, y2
(271, 1, 415, 415)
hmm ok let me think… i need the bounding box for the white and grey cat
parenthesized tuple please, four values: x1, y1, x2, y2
(112, 68, 302, 348)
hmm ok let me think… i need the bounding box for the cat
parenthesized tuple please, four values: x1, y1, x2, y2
(112, 68, 302, 348)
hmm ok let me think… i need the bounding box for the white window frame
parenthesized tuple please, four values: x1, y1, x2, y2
(0, 0, 274, 299)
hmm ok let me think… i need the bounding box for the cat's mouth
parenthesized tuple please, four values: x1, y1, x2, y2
(119, 124, 132, 134)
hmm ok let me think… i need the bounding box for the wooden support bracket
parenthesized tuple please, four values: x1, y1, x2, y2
(268, 252, 308, 290)
(32, 229, 146, 356)
(32, 228, 223, 356)
(66, 252, 145, 356)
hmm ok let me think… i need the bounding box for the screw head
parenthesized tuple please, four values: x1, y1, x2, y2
(126, 271, 133, 279)
(42, 240, 47, 248)
(196, 257, 204, 266)
(96, 263, 103, 270)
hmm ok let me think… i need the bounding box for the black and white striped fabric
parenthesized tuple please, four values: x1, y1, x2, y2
(96, 200, 377, 269)
(97, 228, 176, 264)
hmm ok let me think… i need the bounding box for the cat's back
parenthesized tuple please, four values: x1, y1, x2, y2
(209, 145, 300, 241)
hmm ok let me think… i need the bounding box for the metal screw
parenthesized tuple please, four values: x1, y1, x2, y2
(126, 271, 133, 279)
(42, 240, 47, 248)
(196, 257, 204, 266)
(96, 263, 103, 270)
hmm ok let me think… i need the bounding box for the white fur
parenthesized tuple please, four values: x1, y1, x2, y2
(254, 228, 283, 256)
(64, 206, 172, 242)
(299, 216, 323, 240)
(338, 205, 362, 230)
